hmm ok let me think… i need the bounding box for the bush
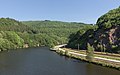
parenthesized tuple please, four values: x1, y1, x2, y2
(86, 43, 94, 62)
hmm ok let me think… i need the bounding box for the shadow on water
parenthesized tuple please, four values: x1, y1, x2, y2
(0, 47, 119, 75)
(86, 63, 120, 75)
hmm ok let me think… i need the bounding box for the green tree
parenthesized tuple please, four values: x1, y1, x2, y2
(86, 43, 94, 62)
(5, 31, 24, 48)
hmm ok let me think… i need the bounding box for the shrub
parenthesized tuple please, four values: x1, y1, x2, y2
(86, 43, 94, 62)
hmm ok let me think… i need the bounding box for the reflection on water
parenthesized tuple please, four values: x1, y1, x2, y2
(0, 47, 119, 75)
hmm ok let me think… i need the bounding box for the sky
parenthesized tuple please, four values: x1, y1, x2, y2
(0, 0, 119, 24)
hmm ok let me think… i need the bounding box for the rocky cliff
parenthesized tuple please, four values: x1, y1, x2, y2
(67, 7, 120, 53)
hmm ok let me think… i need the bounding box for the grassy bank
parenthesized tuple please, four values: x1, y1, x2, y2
(51, 47, 120, 71)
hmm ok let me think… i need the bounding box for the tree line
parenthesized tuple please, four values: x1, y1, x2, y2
(0, 18, 93, 51)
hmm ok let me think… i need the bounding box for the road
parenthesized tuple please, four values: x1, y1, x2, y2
(55, 44, 120, 63)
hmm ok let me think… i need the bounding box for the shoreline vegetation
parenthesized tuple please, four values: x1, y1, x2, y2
(50, 45, 120, 71)
(0, 18, 93, 52)
(0, 6, 120, 72)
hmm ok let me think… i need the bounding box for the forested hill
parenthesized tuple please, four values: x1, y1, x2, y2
(0, 18, 93, 51)
(67, 7, 120, 53)
(0, 18, 34, 33)
(22, 20, 94, 38)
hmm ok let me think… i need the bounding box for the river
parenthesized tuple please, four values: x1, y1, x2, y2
(0, 47, 119, 75)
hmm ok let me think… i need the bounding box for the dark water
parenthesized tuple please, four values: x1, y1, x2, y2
(0, 47, 120, 75)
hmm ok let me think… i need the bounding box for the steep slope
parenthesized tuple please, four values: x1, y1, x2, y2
(94, 7, 120, 53)
(67, 7, 120, 53)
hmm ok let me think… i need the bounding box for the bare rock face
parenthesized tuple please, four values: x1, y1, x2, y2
(108, 26, 120, 45)
(67, 7, 120, 53)
(91, 7, 120, 53)
(92, 26, 120, 53)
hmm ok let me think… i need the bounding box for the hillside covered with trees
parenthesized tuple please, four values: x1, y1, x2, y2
(22, 20, 94, 38)
(0, 18, 93, 51)
(67, 7, 120, 53)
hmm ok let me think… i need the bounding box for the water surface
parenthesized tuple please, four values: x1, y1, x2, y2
(0, 47, 120, 75)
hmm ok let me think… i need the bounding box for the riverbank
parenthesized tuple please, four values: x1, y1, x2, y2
(51, 45, 120, 70)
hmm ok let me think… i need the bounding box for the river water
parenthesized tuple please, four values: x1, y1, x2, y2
(0, 47, 119, 75)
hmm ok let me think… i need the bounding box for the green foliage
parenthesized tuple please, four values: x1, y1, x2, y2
(67, 7, 120, 54)
(0, 18, 34, 33)
(22, 20, 94, 38)
(67, 29, 95, 49)
(22, 20, 93, 47)
(0, 31, 16, 51)
(86, 43, 94, 62)
(5, 31, 24, 48)
(97, 7, 120, 29)
(0, 18, 93, 51)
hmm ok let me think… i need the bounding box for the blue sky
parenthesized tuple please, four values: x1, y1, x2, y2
(0, 0, 119, 24)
